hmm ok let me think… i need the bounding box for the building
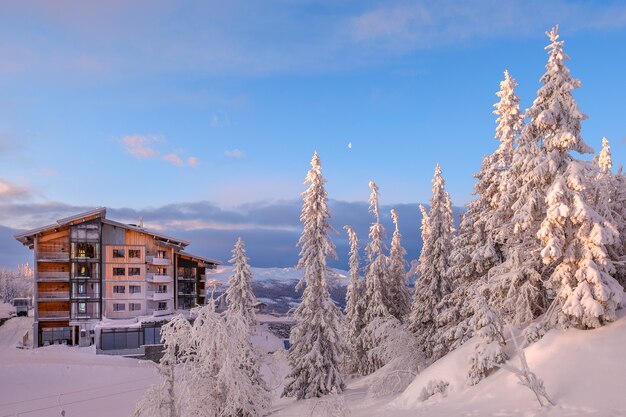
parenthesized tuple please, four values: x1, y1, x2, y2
(14, 207, 219, 348)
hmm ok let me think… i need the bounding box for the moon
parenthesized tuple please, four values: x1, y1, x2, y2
(348, 142, 352, 149)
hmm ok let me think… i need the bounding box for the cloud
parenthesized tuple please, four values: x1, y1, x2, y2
(0, 179, 31, 200)
(121, 134, 160, 158)
(121, 134, 198, 167)
(163, 153, 185, 166)
(187, 156, 199, 167)
(0, 198, 463, 269)
(39, 168, 57, 177)
(225, 148, 245, 159)
(1, 0, 626, 79)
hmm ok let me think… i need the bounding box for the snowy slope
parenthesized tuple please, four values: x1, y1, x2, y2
(271, 309, 626, 417)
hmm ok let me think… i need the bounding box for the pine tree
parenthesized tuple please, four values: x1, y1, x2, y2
(593, 138, 626, 287)
(225, 237, 257, 327)
(387, 209, 411, 322)
(343, 225, 366, 374)
(360, 181, 392, 374)
(363, 181, 391, 323)
(133, 315, 191, 417)
(408, 165, 454, 359)
(531, 26, 623, 328)
(184, 305, 271, 417)
(283, 152, 345, 399)
(466, 291, 508, 386)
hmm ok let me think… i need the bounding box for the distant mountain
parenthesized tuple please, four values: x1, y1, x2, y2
(207, 266, 349, 314)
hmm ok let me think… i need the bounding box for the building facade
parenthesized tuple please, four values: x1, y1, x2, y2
(14, 208, 219, 348)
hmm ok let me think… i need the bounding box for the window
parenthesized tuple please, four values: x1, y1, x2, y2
(113, 268, 125, 276)
(156, 250, 167, 259)
(113, 303, 126, 312)
(129, 249, 141, 258)
(157, 267, 167, 275)
(78, 302, 86, 314)
(129, 285, 141, 294)
(157, 302, 167, 311)
(112, 249, 125, 258)
(157, 285, 167, 294)
(128, 267, 141, 276)
(73, 242, 97, 259)
(129, 303, 141, 311)
(77, 284, 85, 294)
(113, 285, 126, 294)
(144, 326, 163, 345)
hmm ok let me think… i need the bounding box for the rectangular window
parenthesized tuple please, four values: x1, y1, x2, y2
(113, 285, 126, 294)
(156, 250, 167, 259)
(113, 303, 126, 312)
(78, 302, 86, 314)
(129, 285, 141, 294)
(128, 267, 141, 276)
(129, 303, 141, 311)
(112, 249, 125, 258)
(157, 267, 167, 275)
(77, 284, 86, 294)
(129, 249, 141, 258)
(157, 302, 167, 311)
(157, 285, 167, 294)
(113, 267, 125, 276)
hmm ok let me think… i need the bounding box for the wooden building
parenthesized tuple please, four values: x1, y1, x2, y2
(14, 208, 219, 348)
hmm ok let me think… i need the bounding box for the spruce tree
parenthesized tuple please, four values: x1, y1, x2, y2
(225, 237, 257, 327)
(387, 209, 411, 322)
(531, 26, 623, 328)
(343, 225, 366, 374)
(408, 165, 454, 359)
(283, 152, 345, 399)
(362, 181, 391, 323)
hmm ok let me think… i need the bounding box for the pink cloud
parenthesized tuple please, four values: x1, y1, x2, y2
(122, 134, 160, 158)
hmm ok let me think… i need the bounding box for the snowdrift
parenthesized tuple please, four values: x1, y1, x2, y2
(392, 309, 626, 416)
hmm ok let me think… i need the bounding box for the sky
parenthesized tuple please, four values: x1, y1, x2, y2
(1, 0, 626, 269)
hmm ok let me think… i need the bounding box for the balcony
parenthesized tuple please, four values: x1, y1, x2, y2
(72, 292, 101, 300)
(37, 272, 70, 282)
(39, 291, 70, 301)
(146, 273, 172, 283)
(178, 275, 197, 281)
(39, 311, 70, 320)
(153, 308, 173, 317)
(37, 252, 70, 262)
(146, 256, 170, 266)
(147, 291, 172, 301)
(199, 274, 206, 282)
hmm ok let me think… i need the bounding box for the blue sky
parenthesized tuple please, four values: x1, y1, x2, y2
(1, 0, 626, 268)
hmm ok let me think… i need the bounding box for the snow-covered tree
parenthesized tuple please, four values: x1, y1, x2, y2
(183, 305, 270, 417)
(409, 165, 454, 359)
(343, 225, 366, 374)
(225, 237, 257, 327)
(362, 181, 390, 324)
(466, 292, 507, 386)
(593, 138, 626, 288)
(134, 315, 191, 417)
(531, 27, 623, 329)
(283, 152, 345, 399)
(387, 209, 411, 322)
(0, 263, 33, 303)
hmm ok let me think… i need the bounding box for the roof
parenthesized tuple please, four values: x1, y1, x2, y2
(178, 251, 221, 265)
(14, 207, 189, 249)
(101, 218, 190, 247)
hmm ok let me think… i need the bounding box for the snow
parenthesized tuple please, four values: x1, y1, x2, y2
(1, 301, 626, 416)
(0, 302, 15, 319)
(0, 316, 158, 417)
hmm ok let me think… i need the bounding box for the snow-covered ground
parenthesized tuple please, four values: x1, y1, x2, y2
(0, 302, 15, 319)
(1, 310, 625, 416)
